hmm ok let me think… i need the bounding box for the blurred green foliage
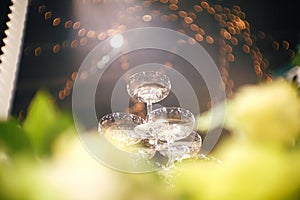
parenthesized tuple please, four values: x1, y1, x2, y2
(292, 45, 300, 66)
(0, 90, 74, 200)
(0, 119, 32, 157)
(22, 90, 73, 157)
(0, 80, 300, 200)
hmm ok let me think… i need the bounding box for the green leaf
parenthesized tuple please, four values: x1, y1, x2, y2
(23, 89, 74, 157)
(292, 45, 300, 66)
(0, 119, 33, 156)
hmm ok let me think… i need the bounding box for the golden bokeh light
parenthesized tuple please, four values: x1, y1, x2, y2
(169, 0, 178, 4)
(66, 80, 73, 89)
(169, 13, 178, 21)
(257, 31, 266, 39)
(121, 62, 130, 70)
(20, 0, 297, 102)
(282, 40, 290, 50)
(184, 17, 193, 24)
(70, 40, 79, 48)
(214, 4, 222, 12)
(44, 11, 52, 20)
(87, 30, 96, 38)
(160, 0, 168, 4)
(200, 1, 209, 9)
(142, 14, 152, 22)
(52, 44, 61, 53)
(79, 70, 88, 80)
(71, 72, 78, 81)
(58, 90, 65, 100)
(194, 5, 203, 12)
(80, 38, 88, 46)
(34, 47, 42, 56)
(72, 21, 81, 30)
(188, 37, 197, 45)
(214, 13, 222, 21)
(205, 35, 214, 44)
(190, 24, 199, 31)
(52, 17, 61, 26)
(78, 28, 86, 37)
(63, 87, 71, 96)
(227, 53, 235, 62)
(97, 32, 107, 41)
(195, 33, 203, 42)
(143, 0, 151, 7)
(164, 61, 173, 69)
(188, 12, 197, 19)
(230, 37, 239, 45)
(64, 20, 73, 28)
(178, 11, 187, 18)
(38, 5, 46, 13)
(228, 27, 236, 35)
(225, 44, 233, 53)
(169, 4, 178, 11)
(160, 15, 169, 22)
(126, 7, 135, 14)
(207, 7, 216, 15)
(288, 49, 296, 58)
(219, 20, 227, 28)
(272, 41, 280, 51)
(243, 44, 250, 54)
(197, 28, 205, 35)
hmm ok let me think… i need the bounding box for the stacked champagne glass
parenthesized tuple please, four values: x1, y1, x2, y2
(98, 71, 202, 167)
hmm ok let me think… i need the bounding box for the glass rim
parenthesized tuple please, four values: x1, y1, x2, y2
(128, 70, 171, 82)
(99, 112, 145, 125)
(149, 106, 195, 124)
(150, 106, 195, 115)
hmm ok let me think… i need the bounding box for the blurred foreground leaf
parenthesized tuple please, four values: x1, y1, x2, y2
(0, 157, 65, 200)
(1, 81, 300, 200)
(0, 119, 33, 157)
(226, 79, 300, 146)
(23, 90, 74, 157)
(292, 46, 300, 66)
(173, 141, 300, 200)
(197, 79, 300, 148)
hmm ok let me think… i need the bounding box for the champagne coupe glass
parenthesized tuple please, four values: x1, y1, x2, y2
(149, 107, 196, 166)
(126, 71, 171, 121)
(149, 107, 195, 142)
(98, 112, 155, 156)
(157, 131, 202, 165)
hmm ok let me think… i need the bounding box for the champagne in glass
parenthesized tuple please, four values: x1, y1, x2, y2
(149, 107, 195, 142)
(98, 112, 148, 152)
(127, 71, 171, 121)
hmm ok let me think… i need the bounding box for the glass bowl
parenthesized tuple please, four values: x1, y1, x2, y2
(157, 131, 202, 164)
(98, 112, 146, 152)
(148, 107, 195, 142)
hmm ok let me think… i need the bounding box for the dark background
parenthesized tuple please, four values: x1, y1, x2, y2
(1, 0, 300, 119)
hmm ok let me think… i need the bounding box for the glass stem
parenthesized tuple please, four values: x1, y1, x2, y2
(146, 101, 153, 122)
(167, 139, 172, 167)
